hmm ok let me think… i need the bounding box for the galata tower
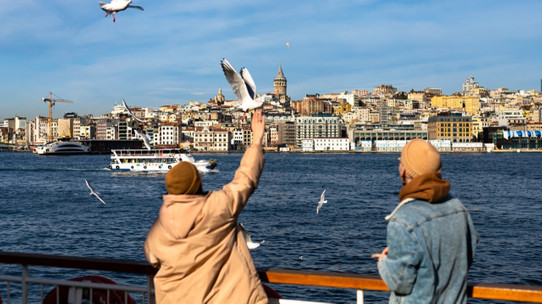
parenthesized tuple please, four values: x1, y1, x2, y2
(273, 63, 287, 97)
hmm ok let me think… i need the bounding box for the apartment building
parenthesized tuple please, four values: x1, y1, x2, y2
(295, 116, 342, 147)
(157, 123, 181, 146)
(427, 113, 472, 143)
(431, 96, 480, 115)
(194, 126, 230, 151)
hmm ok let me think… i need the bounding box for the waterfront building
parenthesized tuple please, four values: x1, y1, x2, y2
(295, 115, 342, 147)
(427, 113, 473, 143)
(194, 126, 231, 151)
(277, 121, 296, 147)
(347, 126, 428, 148)
(314, 137, 351, 151)
(95, 119, 118, 140)
(431, 95, 480, 115)
(157, 123, 181, 147)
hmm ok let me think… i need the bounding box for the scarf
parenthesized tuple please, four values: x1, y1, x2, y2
(399, 172, 450, 203)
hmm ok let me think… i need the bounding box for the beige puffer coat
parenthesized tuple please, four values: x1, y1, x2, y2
(144, 145, 268, 304)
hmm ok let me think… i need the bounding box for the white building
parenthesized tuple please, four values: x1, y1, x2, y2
(496, 109, 525, 126)
(314, 137, 351, 151)
(302, 139, 314, 152)
(295, 116, 342, 147)
(158, 124, 181, 146)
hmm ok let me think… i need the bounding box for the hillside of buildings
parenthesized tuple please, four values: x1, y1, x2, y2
(3, 76, 542, 152)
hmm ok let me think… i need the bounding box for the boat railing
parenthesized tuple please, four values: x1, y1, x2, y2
(0, 251, 541, 304)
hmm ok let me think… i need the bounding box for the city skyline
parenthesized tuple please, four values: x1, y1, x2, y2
(2, 0, 542, 119)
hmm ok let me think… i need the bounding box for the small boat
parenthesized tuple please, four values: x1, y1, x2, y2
(34, 141, 90, 155)
(109, 148, 218, 173)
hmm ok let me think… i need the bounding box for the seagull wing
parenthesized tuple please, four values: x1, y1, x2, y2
(321, 189, 326, 201)
(93, 192, 108, 205)
(221, 58, 250, 103)
(239, 223, 253, 243)
(99, 2, 110, 11)
(127, 4, 144, 10)
(122, 99, 145, 122)
(240, 67, 256, 100)
(85, 178, 93, 192)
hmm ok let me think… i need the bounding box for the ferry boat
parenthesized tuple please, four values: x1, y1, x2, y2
(34, 141, 90, 155)
(109, 148, 218, 173)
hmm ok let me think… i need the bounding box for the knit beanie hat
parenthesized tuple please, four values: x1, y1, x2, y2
(400, 139, 442, 178)
(165, 162, 203, 195)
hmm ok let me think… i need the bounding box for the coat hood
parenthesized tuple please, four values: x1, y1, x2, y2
(159, 194, 207, 239)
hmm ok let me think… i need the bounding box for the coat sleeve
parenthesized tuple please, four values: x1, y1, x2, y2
(220, 144, 265, 217)
(378, 220, 422, 295)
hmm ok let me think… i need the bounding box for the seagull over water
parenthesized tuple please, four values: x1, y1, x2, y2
(316, 189, 327, 214)
(99, 0, 144, 23)
(122, 99, 145, 123)
(221, 58, 263, 112)
(85, 179, 107, 205)
(239, 223, 263, 250)
(134, 129, 152, 150)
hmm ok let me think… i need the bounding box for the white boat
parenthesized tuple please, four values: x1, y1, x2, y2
(109, 148, 218, 173)
(34, 141, 90, 155)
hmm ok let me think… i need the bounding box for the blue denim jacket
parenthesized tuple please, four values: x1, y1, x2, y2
(378, 195, 478, 304)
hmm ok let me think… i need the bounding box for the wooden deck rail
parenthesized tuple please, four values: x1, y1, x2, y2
(0, 252, 541, 303)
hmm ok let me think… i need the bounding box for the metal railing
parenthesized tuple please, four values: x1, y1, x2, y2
(0, 251, 541, 303)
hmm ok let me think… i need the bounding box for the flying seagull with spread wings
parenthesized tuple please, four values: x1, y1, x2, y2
(85, 179, 107, 205)
(99, 0, 144, 23)
(316, 189, 327, 214)
(122, 99, 145, 123)
(221, 58, 263, 112)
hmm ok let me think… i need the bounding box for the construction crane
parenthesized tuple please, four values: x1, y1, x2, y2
(42, 92, 73, 141)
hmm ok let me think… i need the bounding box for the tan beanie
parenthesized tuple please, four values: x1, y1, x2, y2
(400, 139, 442, 178)
(165, 162, 203, 195)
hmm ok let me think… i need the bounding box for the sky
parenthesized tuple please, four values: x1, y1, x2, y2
(1, 0, 542, 120)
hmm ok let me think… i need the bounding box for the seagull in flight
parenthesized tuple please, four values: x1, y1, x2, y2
(239, 223, 264, 250)
(122, 99, 145, 123)
(134, 129, 152, 150)
(85, 179, 107, 205)
(316, 189, 327, 214)
(99, 0, 144, 23)
(221, 58, 263, 113)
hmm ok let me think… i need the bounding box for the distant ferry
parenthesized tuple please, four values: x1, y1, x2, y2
(34, 141, 90, 155)
(109, 148, 218, 173)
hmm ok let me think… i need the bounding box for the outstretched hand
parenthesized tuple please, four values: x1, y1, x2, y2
(251, 109, 266, 147)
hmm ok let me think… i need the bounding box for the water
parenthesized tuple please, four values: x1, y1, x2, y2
(0, 151, 541, 303)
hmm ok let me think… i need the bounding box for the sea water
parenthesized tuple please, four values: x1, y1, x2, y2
(0, 152, 541, 303)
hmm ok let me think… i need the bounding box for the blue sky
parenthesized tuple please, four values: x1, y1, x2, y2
(2, 0, 542, 119)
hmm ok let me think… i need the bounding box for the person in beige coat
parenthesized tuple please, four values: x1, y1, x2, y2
(144, 109, 268, 304)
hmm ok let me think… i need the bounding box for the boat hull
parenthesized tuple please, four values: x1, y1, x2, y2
(109, 149, 217, 173)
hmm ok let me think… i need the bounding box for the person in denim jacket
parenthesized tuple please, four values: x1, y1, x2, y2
(372, 139, 478, 304)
